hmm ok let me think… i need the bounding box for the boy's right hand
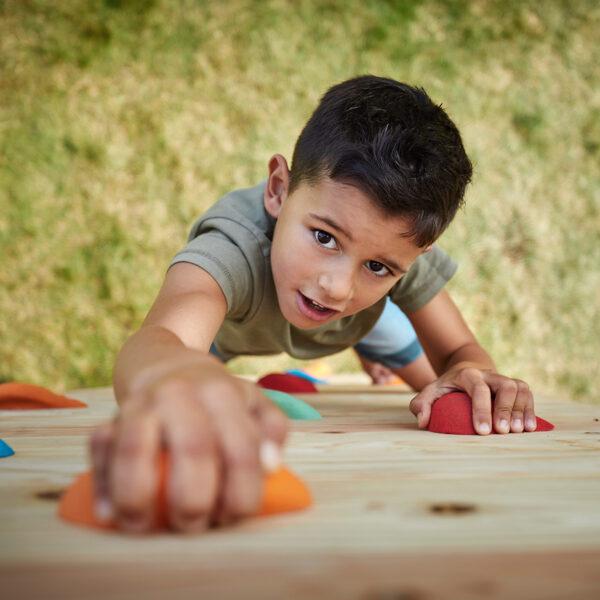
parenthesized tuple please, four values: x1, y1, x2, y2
(90, 358, 289, 534)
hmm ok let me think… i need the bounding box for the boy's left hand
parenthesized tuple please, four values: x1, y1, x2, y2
(409, 366, 537, 435)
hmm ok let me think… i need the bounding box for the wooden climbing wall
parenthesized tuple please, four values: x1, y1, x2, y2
(1, 385, 599, 599)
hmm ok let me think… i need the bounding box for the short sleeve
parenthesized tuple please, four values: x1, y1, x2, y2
(169, 231, 254, 321)
(388, 245, 458, 313)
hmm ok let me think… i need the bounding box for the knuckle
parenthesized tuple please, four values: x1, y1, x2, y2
(473, 408, 490, 420)
(117, 401, 138, 420)
(91, 426, 110, 449)
(225, 485, 261, 516)
(112, 472, 154, 514)
(175, 434, 215, 459)
(459, 367, 475, 377)
(278, 415, 290, 439)
(409, 391, 427, 411)
(202, 379, 241, 402)
(224, 440, 260, 470)
(113, 481, 152, 515)
(267, 407, 290, 437)
(516, 380, 529, 393)
(502, 380, 519, 394)
(459, 367, 480, 382)
(511, 397, 528, 411)
(421, 382, 436, 395)
(273, 405, 289, 427)
(115, 434, 145, 461)
(156, 380, 195, 404)
(473, 382, 490, 395)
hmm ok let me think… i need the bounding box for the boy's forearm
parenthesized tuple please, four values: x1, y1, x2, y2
(440, 341, 496, 375)
(113, 325, 217, 405)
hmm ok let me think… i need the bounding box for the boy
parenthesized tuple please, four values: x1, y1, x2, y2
(92, 75, 537, 534)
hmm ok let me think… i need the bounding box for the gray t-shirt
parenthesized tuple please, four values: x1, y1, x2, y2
(169, 181, 457, 361)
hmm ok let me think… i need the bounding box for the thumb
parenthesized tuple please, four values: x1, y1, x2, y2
(409, 383, 440, 429)
(251, 388, 290, 473)
(89, 420, 116, 521)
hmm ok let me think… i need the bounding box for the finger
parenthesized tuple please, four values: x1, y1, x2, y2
(408, 382, 439, 428)
(90, 420, 115, 522)
(521, 383, 537, 431)
(507, 380, 531, 433)
(201, 390, 263, 526)
(252, 388, 289, 445)
(491, 380, 519, 434)
(111, 411, 160, 533)
(157, 392, 220, 533)
(459, 370, 492, 435)
(251, 388, 289, 472)
(481, 373, 536, 433)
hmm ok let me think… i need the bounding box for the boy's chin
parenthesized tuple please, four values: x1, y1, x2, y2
(276, 297, 323, 330)
(285, 300, 346, 330)
(293, 317, 336, 330)
(282, 308, 327, 330)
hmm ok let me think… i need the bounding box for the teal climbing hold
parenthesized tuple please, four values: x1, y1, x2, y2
(263, 389, 321, 420)
(0, 439, 15, 458)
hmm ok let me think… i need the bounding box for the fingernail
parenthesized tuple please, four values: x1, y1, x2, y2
(499, 418, 509, 432)
(478, 422, 491, 435)
(526, 417, 537, 430)
(94, 499, 114, 522)
(174, 514, 209, 533)
(260, 440, 281, 473)
(513, 418, 523, 431)
(120, 515, 149, 533)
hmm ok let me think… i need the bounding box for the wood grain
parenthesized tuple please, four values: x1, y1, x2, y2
(1, 385, 599, 599)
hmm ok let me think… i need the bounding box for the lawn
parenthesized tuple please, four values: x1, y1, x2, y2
(1, 0, 598, 403)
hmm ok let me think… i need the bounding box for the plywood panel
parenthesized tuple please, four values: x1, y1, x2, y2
(1, 385, 599, 599)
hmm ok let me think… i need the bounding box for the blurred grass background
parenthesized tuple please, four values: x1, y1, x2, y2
(1, 0, 598, 402)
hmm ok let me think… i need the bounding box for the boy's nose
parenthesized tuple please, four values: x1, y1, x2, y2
(317, 270, 354, 305)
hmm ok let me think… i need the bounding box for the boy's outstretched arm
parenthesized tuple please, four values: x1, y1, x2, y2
(93, 262, 288, 534)
(406, 289, 536, 436)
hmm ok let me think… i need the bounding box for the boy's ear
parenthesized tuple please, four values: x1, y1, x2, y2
(264, 154, 291, 219)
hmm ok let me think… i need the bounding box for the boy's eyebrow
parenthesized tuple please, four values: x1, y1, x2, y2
(309, 213, 354, 241)
(308, 212, 409, 273)
(383, 260, 408, 274)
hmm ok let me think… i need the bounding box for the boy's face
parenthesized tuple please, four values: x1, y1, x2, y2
(265, 158, 431, 330)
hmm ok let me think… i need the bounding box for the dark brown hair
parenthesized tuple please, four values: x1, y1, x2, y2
(289, 75, 473, 247)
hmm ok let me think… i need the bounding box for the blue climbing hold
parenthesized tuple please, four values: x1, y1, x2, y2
(285, 369, 327, 385)
(0, 439, 15, 458)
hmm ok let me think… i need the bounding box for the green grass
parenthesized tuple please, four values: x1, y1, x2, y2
(1, 0, 598, 403)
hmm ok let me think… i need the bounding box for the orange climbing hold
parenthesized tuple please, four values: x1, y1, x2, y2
(58, 452, 312, 532)
(0, 382, 87, 409)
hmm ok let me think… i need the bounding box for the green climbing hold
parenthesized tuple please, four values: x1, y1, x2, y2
(263, 389, 321, 420)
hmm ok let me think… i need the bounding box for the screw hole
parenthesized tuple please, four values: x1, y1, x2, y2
(36, 489, 64, 501)
(429, 502, 476, 514)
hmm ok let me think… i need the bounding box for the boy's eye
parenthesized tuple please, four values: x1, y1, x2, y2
(313, 229, 337, 249)
(366, 260, 390, 277)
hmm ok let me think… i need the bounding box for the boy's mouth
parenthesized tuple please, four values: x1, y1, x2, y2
(296, 291, 339, 322)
